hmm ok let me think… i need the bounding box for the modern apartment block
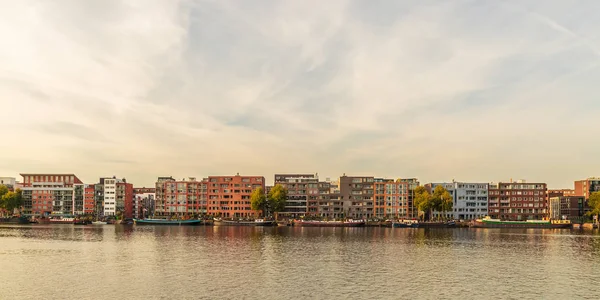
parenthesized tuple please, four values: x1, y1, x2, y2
(373, 178, 409, 218)
(95, 177, 133, 218)
(488, 180, 548, 220)
(154, 177, 207, 216)
(549, 196, 587, 222)
(274, 174, 313, 218)
(339, 175, 374, 219)
(397, 178, 420, 218)
(206, 174, 265, 218)
(20, 174, 83, 216)
(574, 178, 600, 200)
(426, 182, 489, 220)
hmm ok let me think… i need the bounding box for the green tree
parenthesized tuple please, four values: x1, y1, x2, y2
(267, 184, 288, 221)
(414, 186, 432, 221)
(0, 185, 8, 198)
(587, 192, 600, 222)
(431, 186, 453, 220)
(250, 187, 267, 217)
(1, 188, 23, 215)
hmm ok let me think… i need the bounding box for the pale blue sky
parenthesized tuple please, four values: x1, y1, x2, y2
(1, 0, 599, 187)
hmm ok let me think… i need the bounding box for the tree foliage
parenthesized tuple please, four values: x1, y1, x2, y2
(267, 184, 288, 214)
(414, 186, 432, 220)
(587, 192, 600, 218)
(250, 187, 267, 216)
(0, 188, 23, 215)
(413, 185, 453, 220)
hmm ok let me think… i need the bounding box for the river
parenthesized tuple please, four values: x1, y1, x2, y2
(1, 225, 599, 299)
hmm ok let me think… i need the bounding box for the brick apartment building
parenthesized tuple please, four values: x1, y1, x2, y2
(20, 174, 83, 216)
(374, 178, 409, 219)
(154, 174, 264, 218)
(95, 177, 134, 219)
(488, 180, 547, 220)
(549, 196, 587, 222)
(154, 177, 207, 216)
(574, 178, 600, 200)
(206, 174, 265, 218)
(274, 174, 341, 219)
(339, 175, 374, 219)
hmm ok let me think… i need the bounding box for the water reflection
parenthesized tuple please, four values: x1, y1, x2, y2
(1, 225, 600, 299)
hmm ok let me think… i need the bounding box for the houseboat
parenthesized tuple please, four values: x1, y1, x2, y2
(471, 216, 571, 229)
(213, 218, 276, 226)
(294, 219, 366, 227)
(134, 219, 203, 226)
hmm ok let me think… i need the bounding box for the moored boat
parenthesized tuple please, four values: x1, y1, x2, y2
(392, 220, 419, 228)
(471, 216, 571, 229)
(294, 219, 365, 227)
(92, 221, 107, 225)
(213, 218, 276, 226)
(134, 219, 203, 226)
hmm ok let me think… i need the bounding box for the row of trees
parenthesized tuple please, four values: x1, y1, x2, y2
(414, 185, 453, 221)
(250, 184, 288, 220)
(0, 186, 23, 216)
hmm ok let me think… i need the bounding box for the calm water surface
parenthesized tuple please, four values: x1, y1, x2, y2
(1, 225, 600, 300)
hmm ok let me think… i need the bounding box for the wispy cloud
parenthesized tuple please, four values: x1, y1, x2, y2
(1, 0, 600, 188)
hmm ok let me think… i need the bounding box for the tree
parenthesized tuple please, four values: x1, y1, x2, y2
(587, 192, 600, 222)
(250, 187, 267, 217)
(414, 186, 432, 221)
(431, 186, 453, 220)
(0, 185, 8, 198)
(268, 184, 288, 221)
(0, 188, 23, 215)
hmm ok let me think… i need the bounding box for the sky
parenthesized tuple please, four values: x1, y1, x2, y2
(1, 0, 600, 188)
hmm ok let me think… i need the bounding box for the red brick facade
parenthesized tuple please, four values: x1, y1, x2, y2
(206, 175, 265, 218)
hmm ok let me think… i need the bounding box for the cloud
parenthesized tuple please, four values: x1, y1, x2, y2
(1, 0, 600, 188)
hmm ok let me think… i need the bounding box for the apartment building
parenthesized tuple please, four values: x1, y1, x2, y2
(339, 175, 374, 219)
(427, 182, 489, 220)
(488, 180, 547, 220)
(548, 189, 576, 198)
(374, 178, 409, 219)
(397, 178, 420, 218)
(154, 177, 207, 216)
(574, 178, 600, 200)
(96, 177, 133, 218)
(20, 174, 83, 216)
(206, 174, 265, 218)
(549, 196, 587, 222)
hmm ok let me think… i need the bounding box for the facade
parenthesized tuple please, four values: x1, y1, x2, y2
(0, 177, 16, 191)
(206, 174, 265, 218)
(549, 196, 587, 222)
(373, 179, 409, 219)
(154, 177, 207, 216)
(96, 177, 134, 218)
(84, 184, 95, 214)
(20, 174, 83, 216)
(574, 178, 600, 200)
(547, 189, 576, 198)
(339, 175, 374, 219)
(274, 174, 316, 219)
(427, 182, 489, 220)
(397, 178, 420, 218)
(488, 180, 548, 220)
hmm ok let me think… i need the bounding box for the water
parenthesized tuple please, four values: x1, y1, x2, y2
(1, 225, 600, 300)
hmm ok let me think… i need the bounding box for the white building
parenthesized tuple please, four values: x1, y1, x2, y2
(429, 182, 489, 220)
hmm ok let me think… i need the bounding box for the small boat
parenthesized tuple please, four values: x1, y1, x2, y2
(91, 221, 107, 225)
(392, 220, 419, 228)
(214, 218, 277, 226)
(48, 217, 76, 224)
(471, 216, 572, 229)
(74, 219, 90, 225)
(294, 219, 366, 227)
(134, 219, 203, 226)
